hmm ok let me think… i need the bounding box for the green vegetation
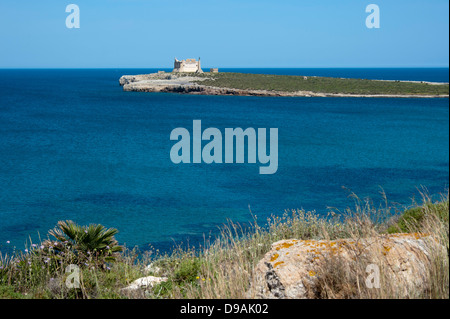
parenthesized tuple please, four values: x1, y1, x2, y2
(42, 220, 123, 266)
(387, 201, 449, 233)
(191, 72, 449, 96)
(0, 192, 448, 299)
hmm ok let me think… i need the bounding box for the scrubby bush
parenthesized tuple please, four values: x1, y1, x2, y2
(42, 220, 123, 268)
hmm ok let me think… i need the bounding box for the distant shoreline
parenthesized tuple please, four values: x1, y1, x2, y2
(119, 72, 449, 98)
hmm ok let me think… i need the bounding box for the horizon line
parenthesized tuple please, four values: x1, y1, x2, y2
(0, 66, 449, 70)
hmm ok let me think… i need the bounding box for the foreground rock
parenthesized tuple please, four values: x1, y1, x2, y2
(120, 275, 168, 297)
(248, 233, 442, 299)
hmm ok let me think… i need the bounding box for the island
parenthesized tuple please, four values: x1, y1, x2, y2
(119, 59, 449, 98)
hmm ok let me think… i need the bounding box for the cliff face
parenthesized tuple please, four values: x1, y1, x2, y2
(119, 73, 201, 92)
(248, 234, 444, 299)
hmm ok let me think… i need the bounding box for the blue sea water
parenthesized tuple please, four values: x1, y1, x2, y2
(0, 68, 448, 253)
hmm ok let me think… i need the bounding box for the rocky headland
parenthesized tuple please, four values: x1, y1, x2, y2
(119, 72, 449, 98)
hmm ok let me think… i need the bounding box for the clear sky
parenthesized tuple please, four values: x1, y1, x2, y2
(0, 0, 448, 68)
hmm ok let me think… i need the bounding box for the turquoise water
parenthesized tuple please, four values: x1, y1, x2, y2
(0, 69, 448, 253)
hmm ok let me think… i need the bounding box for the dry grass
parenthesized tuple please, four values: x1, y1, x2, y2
(153, 192, 448, 299)
(1, 192, 448, 299)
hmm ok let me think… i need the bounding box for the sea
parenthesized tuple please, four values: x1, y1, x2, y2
(0, 68, 448, 254)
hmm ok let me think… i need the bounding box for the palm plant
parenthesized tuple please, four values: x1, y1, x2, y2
(43, 220, 123, 266)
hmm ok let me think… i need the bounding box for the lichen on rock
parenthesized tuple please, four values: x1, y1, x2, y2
(248, 234, 443, 299)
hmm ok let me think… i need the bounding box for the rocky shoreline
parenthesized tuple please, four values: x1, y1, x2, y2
(119, 72, 449, 98)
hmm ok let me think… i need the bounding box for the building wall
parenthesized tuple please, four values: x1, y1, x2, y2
(173, 58, 202, 73)
(181, 62, 199, 72)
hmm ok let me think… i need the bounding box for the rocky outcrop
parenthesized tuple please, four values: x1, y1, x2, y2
(248, 233, 442, 299)
(120, 73, 200, 92)
(120, 275, 168, 297)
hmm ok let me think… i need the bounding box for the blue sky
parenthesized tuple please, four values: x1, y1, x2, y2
(0, 0, 448, 68)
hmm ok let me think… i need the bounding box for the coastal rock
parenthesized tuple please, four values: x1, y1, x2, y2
(143, 263, 161, 275)
(119, 73, 203, 93)
(248, 234, 441, 299)
(120, 275, 168, 296)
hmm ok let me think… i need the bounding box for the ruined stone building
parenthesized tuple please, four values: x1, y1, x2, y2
(173, 58, 203, 73)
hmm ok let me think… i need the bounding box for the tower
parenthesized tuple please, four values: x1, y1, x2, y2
(197, 57, 203, 73)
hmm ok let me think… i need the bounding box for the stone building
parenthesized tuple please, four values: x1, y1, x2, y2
(173, 58, 203, 73)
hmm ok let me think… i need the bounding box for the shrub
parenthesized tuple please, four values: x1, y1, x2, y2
(42, 220, 123, 268)
(387, 201, 449, 234)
